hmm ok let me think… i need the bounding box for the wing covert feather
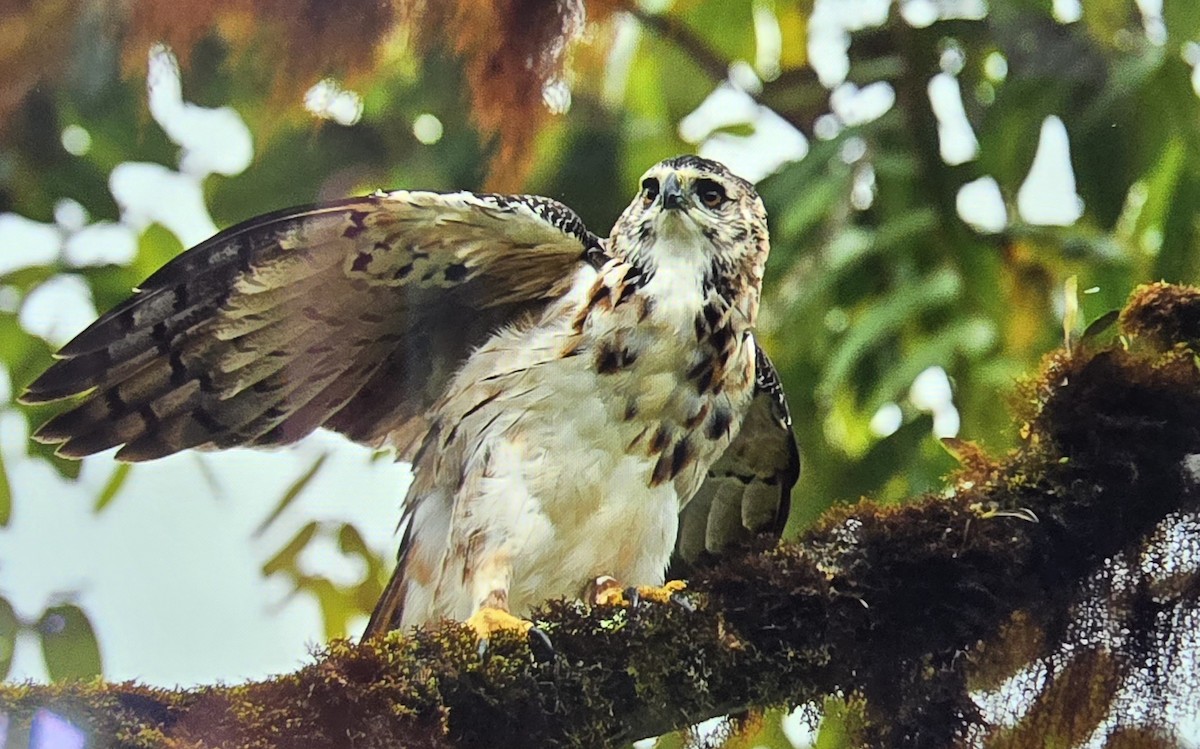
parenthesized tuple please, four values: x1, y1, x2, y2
(22, 190, 601, 461)
(672, 344, 799, 570)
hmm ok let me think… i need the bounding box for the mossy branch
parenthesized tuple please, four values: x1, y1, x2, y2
(4, 283, 1200, 748)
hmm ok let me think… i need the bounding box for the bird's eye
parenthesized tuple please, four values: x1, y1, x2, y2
(697, 179, 727, 208)
(641, 177, 660, 207)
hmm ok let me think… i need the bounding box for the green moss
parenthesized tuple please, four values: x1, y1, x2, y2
(4, 284, 1200, 748)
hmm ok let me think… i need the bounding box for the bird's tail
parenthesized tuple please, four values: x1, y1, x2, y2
(362, 563, 409, 640)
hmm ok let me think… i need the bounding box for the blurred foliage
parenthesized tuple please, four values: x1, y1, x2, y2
(0, 597, 102, 683)
(36, 604, 103, 682)
(261, 520, 387, 642)
(2, 0, 1199, 745)
(256, 453, 388, 641)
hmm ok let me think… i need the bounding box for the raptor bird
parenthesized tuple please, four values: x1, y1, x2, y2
(21, 155, 799, 637)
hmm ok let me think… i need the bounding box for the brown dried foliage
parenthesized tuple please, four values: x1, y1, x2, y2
(126, 0, 608, 188)
(6, 0, 615, 188)
(124, 0, 398, 87)
(404, 0, 589, 190)
(0, 0, 78, 132)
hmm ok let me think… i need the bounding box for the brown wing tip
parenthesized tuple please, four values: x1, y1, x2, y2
(19, 359, 100, 404)
(45, 433, 117, 460)
(113, 439, 178, 462)
(18, 381, 83, 405)
(31, 412, 164, 462)
(17, 390, 49, 406)
(29, 426, 66, 446)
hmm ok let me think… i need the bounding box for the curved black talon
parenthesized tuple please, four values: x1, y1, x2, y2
(527, 625, 555, 663)
(669, 591, 696, 612)
(624, 586, 642, 609)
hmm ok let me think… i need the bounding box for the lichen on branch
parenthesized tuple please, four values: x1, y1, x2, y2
(3, 283, 1200, 748)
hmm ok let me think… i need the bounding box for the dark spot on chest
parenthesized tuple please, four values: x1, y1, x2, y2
(648, 424, 671, 455)
(711, 324, 734, 355)
(706, 406, 732, 440)
(688, 358, 715, 393)
(684, 402, 710, 430)
(650, 438, 695, 487)
(595, 342, 638, 374)
(616, 280, 638, 305)
(443, 262, 469, 283)
(703, 303, 722, 330)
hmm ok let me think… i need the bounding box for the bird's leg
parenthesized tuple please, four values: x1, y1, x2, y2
(633, 578, 689, 604)
(585, 575, 688, 607)
(464, 558, 532, 640)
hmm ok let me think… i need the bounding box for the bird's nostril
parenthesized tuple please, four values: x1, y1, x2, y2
(661, 173, 685, 210)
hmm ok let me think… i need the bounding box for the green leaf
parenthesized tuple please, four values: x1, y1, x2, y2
(0, 596, 18, 679)
(1163, 0, 1200, 41)
(254, 453, 329, 537)
(707, 122, 756, 138)
(676, 0, 758, 70)
(813, 695, 867, 749)
(1156, 154, 1200, 283)
(863, 317, 997, 415)
(1079, 308, 1120, 346)
(38, 604, 103, 682)
(818, 267, 962, 402)
(0, 448, 11, 527)
(1080, 0, 1139, 48)
(92, 463, 132, 513)
(262, 521, 320, 577)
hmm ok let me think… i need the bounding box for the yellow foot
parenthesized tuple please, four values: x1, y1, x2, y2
(587, 577, 687, 607)
(465, 606, 533, 640)
(634, 579, 687, 604)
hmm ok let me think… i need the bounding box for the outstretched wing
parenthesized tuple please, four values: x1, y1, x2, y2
(21, 191, 603, 461)
(672, 344, 799, 570)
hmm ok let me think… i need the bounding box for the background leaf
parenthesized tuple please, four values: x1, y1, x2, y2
(0, 596, 18, 679)
(37, 604, 102, 682)
(254, 453, 329, 537)
(0, 449, 10, 527)
(92, 463, 131, 514)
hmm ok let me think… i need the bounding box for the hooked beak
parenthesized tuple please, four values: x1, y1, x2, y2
(661, 173, 685, 211)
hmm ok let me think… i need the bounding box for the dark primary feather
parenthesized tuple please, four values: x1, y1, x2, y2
(21, 190, 601, 461)
(671, 344, 799, 572)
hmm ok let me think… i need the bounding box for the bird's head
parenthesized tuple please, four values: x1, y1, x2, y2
(610, 155, 769, 286)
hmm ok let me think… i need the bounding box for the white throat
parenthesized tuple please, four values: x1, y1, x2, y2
(640, 223, 710, 332)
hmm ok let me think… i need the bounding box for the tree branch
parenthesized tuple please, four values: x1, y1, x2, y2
(4, 283, 1200, 747)
(619, 1, 826, 137)
(619, 3, 730, 83)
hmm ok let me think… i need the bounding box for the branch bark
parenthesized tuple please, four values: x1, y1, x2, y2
(4, 283, 1200, 748)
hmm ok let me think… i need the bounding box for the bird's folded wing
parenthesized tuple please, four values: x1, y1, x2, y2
(672, 344, 799, 569)
(21, 191, 602, 461)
